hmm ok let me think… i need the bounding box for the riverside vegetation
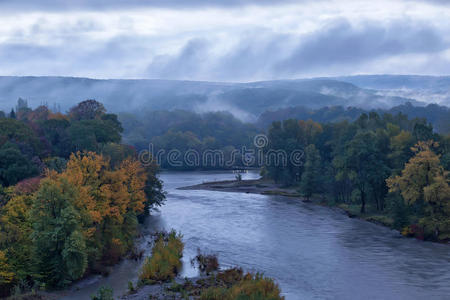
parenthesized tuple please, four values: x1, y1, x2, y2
(126, 232, 284, 300)
(262, 113, 450, 242)
(0, 97, 448, 298)
(0, 100, 164, 297)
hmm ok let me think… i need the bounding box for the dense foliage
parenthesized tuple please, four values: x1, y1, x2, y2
(0, 100, 165, 296)
(263, 112, 450, 241)
(0, 99, 123, 186)
(120, 110, 260, 169)
(257, 103, 450, 135)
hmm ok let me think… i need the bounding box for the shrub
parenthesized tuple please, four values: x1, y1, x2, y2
(191, 249, 219, 275)
(91, 286, 113, 300)
(200, 271, 284, 300)
(139, 230, 183, 284)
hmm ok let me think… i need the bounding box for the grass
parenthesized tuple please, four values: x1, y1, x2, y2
(139, 230, 184, 284)
(199, 269, 284, 300)
(337, 204, 394, 227)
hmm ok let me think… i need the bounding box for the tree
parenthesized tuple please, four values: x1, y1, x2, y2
(345, 131, 389, 213)
(299, 144, 321, 200)
(388, 130, 414, 173)
(31, 178, 87, 287)
(0, 251, 14, 285)
(387, 141, 442, 205)
(0, 192, 34, 283)
(61, 152, 150, 264)
(69, 100, 106, 121)
(142, 158, 166, 217)
(387, 141, 450, 240)
(0, 118, 41, 154)
(0, 143, 38, 186)
(413, 122, 434, 142)
(68, 120, 122, 152)
(9, 109, 15, 119)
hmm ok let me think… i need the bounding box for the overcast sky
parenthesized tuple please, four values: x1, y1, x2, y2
(0, 0, 449, 81)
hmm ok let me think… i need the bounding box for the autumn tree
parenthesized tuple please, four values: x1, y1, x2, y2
(387, 141, 450, 240)
(61, 152, 148, 264)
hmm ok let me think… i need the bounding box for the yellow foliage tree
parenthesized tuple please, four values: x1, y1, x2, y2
(0, 250, 14, 284)
(61, 152, 148, 262)
(387, 141, 444, 205)
(387, 141, 450, 240)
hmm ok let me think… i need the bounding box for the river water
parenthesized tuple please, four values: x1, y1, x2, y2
(61, 170, 450, 300)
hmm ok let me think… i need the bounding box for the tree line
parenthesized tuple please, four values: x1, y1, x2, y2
(257, 102, 450, 135)
(262, 112, 449, 242)
(0, 100, 164, 296)
(119, 109, 260, 169)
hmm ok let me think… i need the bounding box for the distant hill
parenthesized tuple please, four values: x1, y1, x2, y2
(333, 75, 450, 107)
(0, 76, 429, 121)
(335, 75, 450, 90)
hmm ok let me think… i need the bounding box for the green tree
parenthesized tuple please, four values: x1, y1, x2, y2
(345, 132, 388, 213)
(31, 178, 87, 287)
(0, 143, 38, 186)
(299, 144, 321, 200)
(69, 100, 106, 121)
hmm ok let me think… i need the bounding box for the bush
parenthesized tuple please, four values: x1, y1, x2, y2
(200, 271, 284, 300)
(91, 286, 113, 300)
(191, 249, 219, 275)
(139, 230, 183, 284)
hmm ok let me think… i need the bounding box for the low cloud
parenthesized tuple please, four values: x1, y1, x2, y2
(144, 19, 449, 81)
(275, 19, 447, 75)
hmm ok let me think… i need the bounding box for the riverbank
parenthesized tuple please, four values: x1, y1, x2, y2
(179, 178, 403, 236)
(121, 267, 284, 300)
(178, 178, 302, 197)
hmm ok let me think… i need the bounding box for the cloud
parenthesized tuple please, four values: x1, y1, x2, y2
(0, 0, 306, 11)
(0, 0, 446, 12)
(147, 39, 211, 79)
(144, 19, 449, 80)
(275, 19, 447, 75)
(0, 0, 449, 80)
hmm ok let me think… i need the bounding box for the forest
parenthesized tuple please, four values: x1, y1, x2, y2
(257, 102, 450, 134)
(0, 98, 449, 298)
(0, 100, 164, 297)
(262, 112, 450, 242)
(118, 102, 449, 171)
(119, 109, 260, 169)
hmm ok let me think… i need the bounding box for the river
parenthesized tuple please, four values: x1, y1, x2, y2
(61, 170, 450, 300)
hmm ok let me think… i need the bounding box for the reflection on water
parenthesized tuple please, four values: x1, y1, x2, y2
(61, 171, 450, 300)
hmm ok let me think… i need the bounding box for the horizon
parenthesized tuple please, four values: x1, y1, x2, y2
(1, 73, 450, 83)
